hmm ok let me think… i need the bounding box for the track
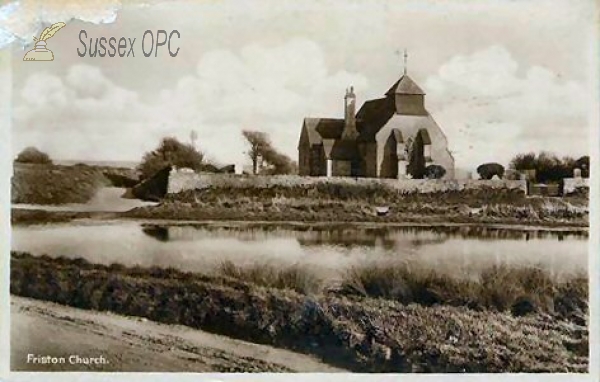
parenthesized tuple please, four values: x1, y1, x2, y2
(11, 296, 346, 372)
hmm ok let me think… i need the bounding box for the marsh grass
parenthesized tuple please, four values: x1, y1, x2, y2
(218, 260, 322, 294)
(341, 262, 476, 306)
(340, 261, 587, 318)
(10, 251, 587, 320)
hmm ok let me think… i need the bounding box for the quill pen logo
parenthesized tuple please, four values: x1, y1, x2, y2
(23, 22, 66, 61)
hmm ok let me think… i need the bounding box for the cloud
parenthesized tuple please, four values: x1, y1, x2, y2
(156, 38, 368, 165)
(0, 0, 121, 49)
(424, 45, 590, 170)
(13, 38, 369, 167)
(14, 64, 156, 161)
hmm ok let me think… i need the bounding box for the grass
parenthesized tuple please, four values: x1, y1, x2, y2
(124, 185, 588, 227)
(10, 209, 94, 225)
(10, 252, 589, 372)
(218, 260, 322, 295)
(9, 250, 587, 321)
(167, 184, 530, 205)
(11, 163, 137, 205)
(339, 262, 587, 320)
(481, 199, 588, 220)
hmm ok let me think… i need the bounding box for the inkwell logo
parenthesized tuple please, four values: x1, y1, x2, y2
(23, 22, 66, 61)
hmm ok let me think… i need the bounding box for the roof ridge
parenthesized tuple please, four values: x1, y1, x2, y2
(384, 74, 425, 96)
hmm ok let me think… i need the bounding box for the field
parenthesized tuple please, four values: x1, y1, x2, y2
(11, 163, 137, 205)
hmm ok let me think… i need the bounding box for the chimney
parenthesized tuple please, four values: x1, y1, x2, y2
(342, 86, 358, 140)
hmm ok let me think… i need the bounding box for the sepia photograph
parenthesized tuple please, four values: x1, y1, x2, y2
(2, 0, 597, 376)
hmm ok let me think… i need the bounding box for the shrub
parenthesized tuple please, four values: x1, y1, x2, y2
(137, 137, 205, 179)
(574, 156, 590, 178)
(424, 165, 446, 179)
(477, 163, 505, 180)
(14, 147, 52, 165)
(509, 152, 583, 183)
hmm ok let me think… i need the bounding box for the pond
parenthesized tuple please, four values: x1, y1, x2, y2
(11, 221, 588, 281)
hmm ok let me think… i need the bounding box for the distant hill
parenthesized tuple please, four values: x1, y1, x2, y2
(54, 160, 139, 169)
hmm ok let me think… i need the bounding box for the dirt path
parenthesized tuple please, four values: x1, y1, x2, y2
(11, 296, 346, 372)
(13, 187, 157, 213)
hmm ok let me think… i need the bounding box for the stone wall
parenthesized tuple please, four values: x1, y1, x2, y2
(167, 170, 527, 195)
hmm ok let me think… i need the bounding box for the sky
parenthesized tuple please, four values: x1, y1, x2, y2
(7, 0, 598, 172)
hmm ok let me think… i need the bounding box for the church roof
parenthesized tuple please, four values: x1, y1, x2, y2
(300, 118, 359, 160)
(301, 75, 429, 148)
(385, 75, 425, 96)
(323, 139, 358, 160)
(356, 97, 396, 140)
(302, 118, 344, 145)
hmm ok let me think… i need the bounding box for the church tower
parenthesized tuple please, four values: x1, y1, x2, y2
(385, 75, 426, 115)
(385, 50, 427, 116)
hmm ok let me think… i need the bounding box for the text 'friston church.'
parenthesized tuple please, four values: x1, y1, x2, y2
(298, 65, 455, 180)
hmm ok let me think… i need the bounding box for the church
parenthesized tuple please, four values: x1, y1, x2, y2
(298, 66, 454, 180)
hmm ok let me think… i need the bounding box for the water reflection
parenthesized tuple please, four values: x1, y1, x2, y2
(12, 221, 588, 281)
(142, 225, 170, 242)
(140, 223, 587, 245)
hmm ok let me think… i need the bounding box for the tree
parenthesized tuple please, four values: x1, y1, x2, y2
(15, 146, 52, 164)
(575, 156, 590, 178)
(242, 130, 296, 175)
(509, 152, 537, 172)
(509, 151, 583, 183)
(262, 148, 296, 175)
(137, 137, 205, 179)
(424, 164, 446, 179)
(477, 163, 505, 180)
(242, 130, 269, 175)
